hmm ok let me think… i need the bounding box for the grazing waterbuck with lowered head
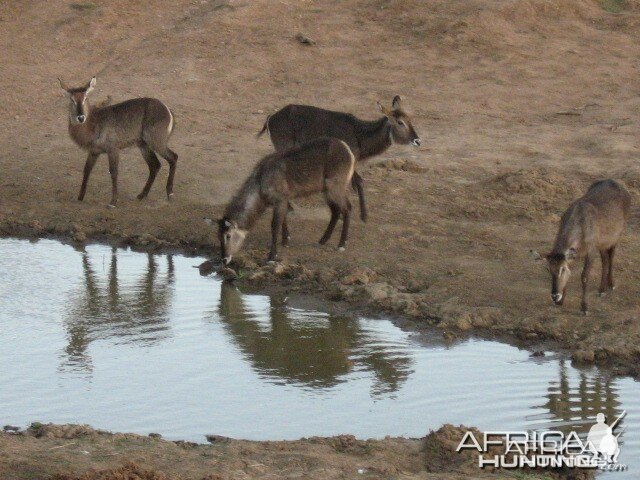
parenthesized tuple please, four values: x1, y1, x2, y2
(535, 179, 631, 315)
(257, 96, 420, 221)
(59, 77, 178, 207)
(218, 137, 360, 265)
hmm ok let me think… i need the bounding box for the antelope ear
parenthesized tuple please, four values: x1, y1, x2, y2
(392, 95, 402, 109)
(85, 76, 96, 94)
(377, 101, 392, 117)
(58, 77, 70, 92)
(565, 248, 577, 260)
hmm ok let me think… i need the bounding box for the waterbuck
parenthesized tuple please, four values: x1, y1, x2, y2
(59, 77, 178, 207)
(257, 96, 420, 221)
(218, 137, 359, 265)
(536, 179, 631, 315)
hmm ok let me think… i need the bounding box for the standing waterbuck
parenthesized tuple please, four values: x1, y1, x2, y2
(218, 137, 360, 264)
(59, 77, 178, 207)
(535, 179, 631, 314)
(257, 96, 420, 221)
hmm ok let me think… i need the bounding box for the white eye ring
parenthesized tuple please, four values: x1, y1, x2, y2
(398, 120, 405, 126)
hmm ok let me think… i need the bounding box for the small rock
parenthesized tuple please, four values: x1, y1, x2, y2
(205, 434, 231, 444)
(247, 269, 267, 281)
(272, 263, 286, 276)
(572, 349, 595, 363)
(148, 432, 162, 439)
(341, 266, 376, 286)
(198, 259, 217, 276)
(455, 317, 473, 331)
(217, 266, 238, 281)
(530, 350, 545, 357)
(295, 33, 315, 45)
(3, 425, 20, 433)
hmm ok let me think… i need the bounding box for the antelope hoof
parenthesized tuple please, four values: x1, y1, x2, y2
(137, 193, 146, 200)
(582, 310, 589, 317)
(167, 193, 174, 202)
(108, 203, 116, 209)
(598, 290, 606, 298)
(337, 246, 346, 252)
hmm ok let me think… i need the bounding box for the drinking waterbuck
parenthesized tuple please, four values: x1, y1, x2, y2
(218, 137, 360, 264)
(257, 96, 420, 221)
(59, 77, 178, 207)
(535, 179, 631, 315)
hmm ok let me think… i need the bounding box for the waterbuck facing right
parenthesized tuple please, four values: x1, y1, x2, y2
(218, 137, 359, 265)
(537, 179, 631, 315)
(257, 96, 420, 221)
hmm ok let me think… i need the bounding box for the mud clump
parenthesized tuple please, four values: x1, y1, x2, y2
(375, 158, 425, 172)
(50, 462, 170, 480)
(28, 422, 98, 439)
(422, 424, 484, 473)
(450, 167, 584, 221)
(488, 168, 580, 198)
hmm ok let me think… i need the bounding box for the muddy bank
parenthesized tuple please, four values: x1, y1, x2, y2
(1, 423, 585, 480)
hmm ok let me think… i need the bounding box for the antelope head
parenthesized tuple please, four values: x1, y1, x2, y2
(59, 76, 96, 125)
(218, 218, 247, 265)
(533, 248, 577, 305)
(378, 95, 421, 147)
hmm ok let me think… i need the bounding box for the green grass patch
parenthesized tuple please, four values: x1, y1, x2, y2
(600, 0, 627, 13)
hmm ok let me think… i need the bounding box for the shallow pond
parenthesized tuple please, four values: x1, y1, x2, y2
(0, 238, 638, 476)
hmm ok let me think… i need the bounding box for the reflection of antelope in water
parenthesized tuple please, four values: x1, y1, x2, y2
(215, 282, 412, 394)
(63, 247, 175, 372)
(539, 359, 621, 437)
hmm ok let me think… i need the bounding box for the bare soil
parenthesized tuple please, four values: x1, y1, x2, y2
(1, 0, 640, 475)
(1, 424, 577, 480)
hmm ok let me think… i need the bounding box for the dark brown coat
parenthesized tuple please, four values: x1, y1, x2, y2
(257, 96, 420, 221)
(545, 179, 631, 314)
(219, 137, 358, 264)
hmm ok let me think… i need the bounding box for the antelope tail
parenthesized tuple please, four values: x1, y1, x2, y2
(256, 115, 271, 138)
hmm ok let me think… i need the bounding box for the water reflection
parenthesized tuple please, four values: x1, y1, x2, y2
(216, 282, 413, 394)
(535, 359, 623, 439)
(62, 247, 175, 372)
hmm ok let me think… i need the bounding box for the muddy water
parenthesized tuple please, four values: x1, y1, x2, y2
(1, 238, 638, 475)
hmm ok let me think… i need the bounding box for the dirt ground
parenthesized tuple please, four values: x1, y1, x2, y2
(1, 0, 640, 475)
(1, 424, 583, 480)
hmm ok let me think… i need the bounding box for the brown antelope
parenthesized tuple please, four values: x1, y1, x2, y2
(218, 137, 360, 264)
(535, 179, 631, 315)
(59, 77, 178, 207)
(257, 96, 420, 221)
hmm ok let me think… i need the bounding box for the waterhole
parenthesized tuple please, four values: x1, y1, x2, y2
(0, 238, 638, 476)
